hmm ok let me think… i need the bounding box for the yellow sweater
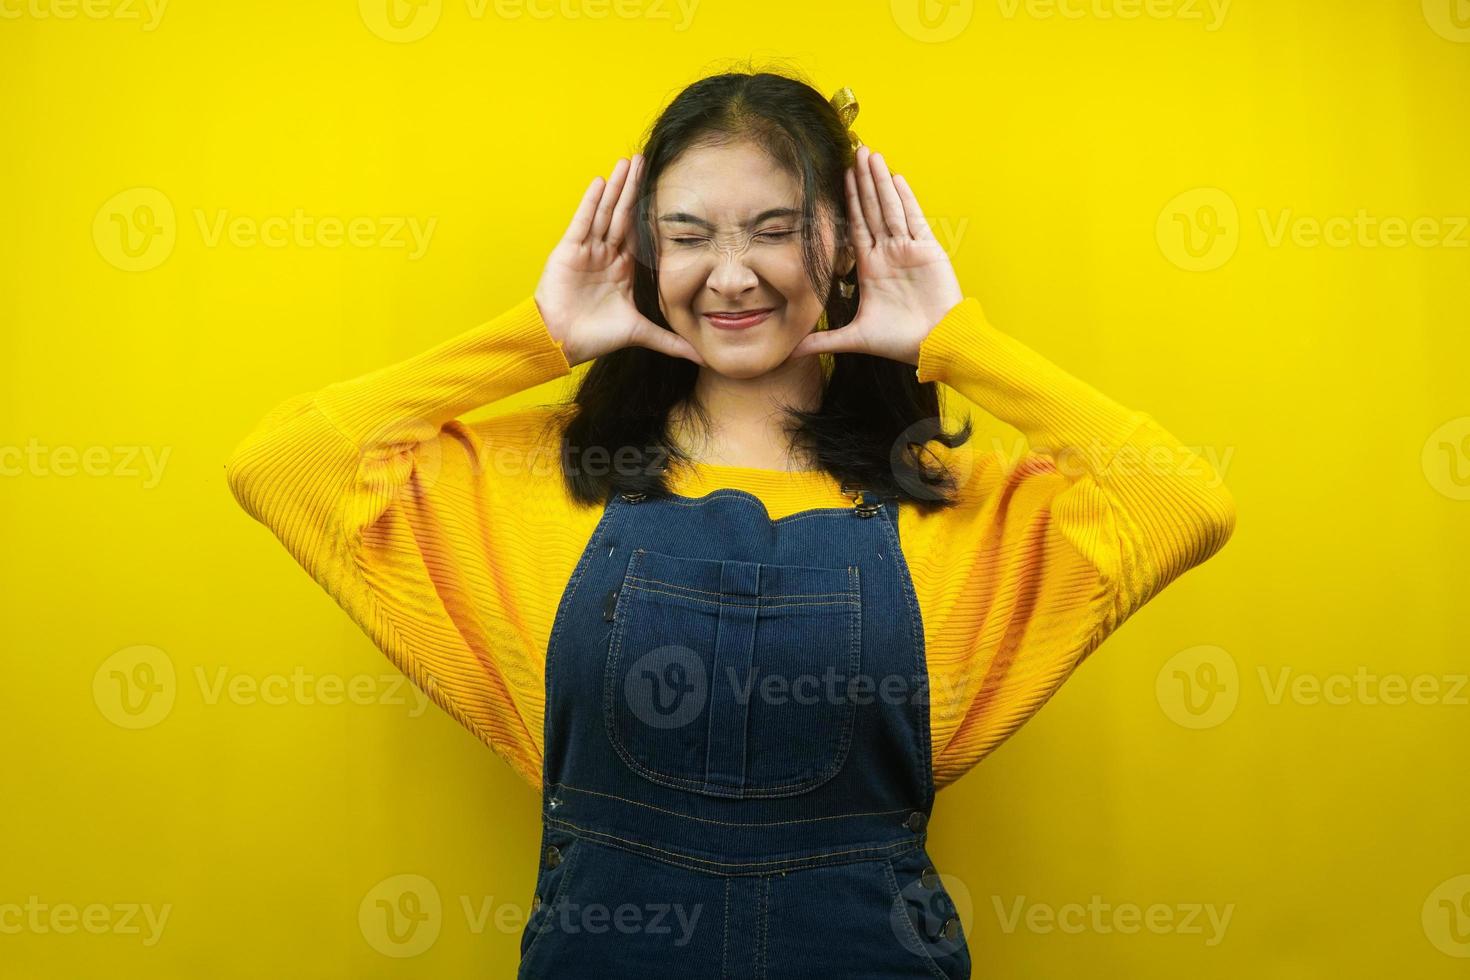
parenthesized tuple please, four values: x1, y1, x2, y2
(225, 295, 1236, 791)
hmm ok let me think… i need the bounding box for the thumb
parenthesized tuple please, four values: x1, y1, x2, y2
(631, 317, 707, 367)
(789, 322, 864, 360)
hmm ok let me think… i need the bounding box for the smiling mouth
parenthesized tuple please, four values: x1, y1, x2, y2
(703, 308, 774, 329)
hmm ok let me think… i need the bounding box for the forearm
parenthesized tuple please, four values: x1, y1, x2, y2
(915, 297, 1236, 603)
(311, 294, 573, 451)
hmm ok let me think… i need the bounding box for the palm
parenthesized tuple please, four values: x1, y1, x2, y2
(541, 239, 642, 343)
(791, 146, 963, 366)
(535, 155, 703, 367)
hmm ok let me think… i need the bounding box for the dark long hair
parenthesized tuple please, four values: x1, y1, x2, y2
(547, 65, 972, 510)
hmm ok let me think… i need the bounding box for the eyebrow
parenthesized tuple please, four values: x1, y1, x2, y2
(656, 207, 800, 230)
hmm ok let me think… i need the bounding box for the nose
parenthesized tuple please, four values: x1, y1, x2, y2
(705, 246, 760, 300)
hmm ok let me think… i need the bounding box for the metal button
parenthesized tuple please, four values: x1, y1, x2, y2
(903, 811, 926, 832)
(545, 845, 562, 868)
(602, 588, 619, 622)
(920, 866, 940, 889)
(941, 917, 960, 941)
(619, 491, 646, 503)
(531, 894, 541, 914)
(548, 796, 562, 810)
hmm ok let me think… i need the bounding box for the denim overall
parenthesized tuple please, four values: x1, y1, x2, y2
(518, 485, 971, 979)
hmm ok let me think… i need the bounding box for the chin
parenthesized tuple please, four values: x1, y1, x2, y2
(697, 348, 785, 380)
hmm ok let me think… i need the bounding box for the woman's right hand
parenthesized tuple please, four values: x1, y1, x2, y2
(533, 154, 705, 369)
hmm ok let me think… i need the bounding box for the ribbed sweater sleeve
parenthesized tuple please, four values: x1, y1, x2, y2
(910, 299, 1237, 787)
(224, 296, 574, 786)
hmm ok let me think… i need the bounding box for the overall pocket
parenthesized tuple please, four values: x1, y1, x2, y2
(603, 547, 863, 798)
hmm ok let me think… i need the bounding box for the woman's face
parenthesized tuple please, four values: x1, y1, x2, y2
(650, 139, 847, 380)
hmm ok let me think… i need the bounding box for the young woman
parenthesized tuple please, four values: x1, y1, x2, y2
(226, 70, 1235, 979)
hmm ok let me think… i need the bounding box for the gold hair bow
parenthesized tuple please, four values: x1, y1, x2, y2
(830, 86, 861, 152)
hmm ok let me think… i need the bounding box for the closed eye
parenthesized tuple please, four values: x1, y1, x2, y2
(668, 231, 795, 246)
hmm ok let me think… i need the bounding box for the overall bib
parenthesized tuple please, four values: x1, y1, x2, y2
(519, 485, 971, 979)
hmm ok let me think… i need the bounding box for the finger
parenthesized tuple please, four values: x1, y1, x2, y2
(854, 145, 889, 241)
(632, 319, 706, 367)
(607, 153, 642, 250)
(868, 151, 911, 239)
(790, 323, 862, 360)
(563, 175, 606, 245)
(844, 167, 874, 251)
(853, 146, 885, 238)
(892, 174, 934, 241)
(591, 158, 631, 241)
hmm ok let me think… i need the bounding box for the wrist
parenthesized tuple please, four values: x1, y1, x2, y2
(533, 293, 582, 366)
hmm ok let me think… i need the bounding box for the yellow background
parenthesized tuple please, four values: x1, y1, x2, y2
(3, 0, 1468, 976)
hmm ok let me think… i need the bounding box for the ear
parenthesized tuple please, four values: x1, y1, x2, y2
(836, 242, 856, 278)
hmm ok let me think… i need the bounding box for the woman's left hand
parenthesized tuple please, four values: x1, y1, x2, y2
(789, 145, 965, 367)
